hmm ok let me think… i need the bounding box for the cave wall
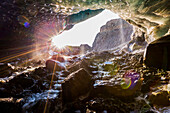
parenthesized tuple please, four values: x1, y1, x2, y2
(0, 0, 169, 60)
(1, 0, 169, 44)
(57, 0, 170, 43)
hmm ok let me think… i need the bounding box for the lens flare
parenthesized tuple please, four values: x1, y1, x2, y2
(17, 15, 30, 28)
(121, 70, 140, 89)
(121, 78, 132, 89)
(63, 20, 67, 29)
(24, 22, 30, 28)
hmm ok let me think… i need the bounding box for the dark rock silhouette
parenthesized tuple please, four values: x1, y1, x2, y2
(62, 68, 93, 104)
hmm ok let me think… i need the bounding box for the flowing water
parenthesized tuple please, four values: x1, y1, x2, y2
(0, 44, 169, 112)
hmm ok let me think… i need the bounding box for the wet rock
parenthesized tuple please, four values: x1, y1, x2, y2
(93, 51, 114, 60)
(102, 63, 119, 76)
(144, 35, 170, 70)
(46, 59, 65, 72)
(51, 55, 65, 62)
(62, 100, 86, 113)
(30, 80, 47, 93)
(88, 98, 134, 113)
(66, 56, 81, 64)
(62, 68, 93, 104)
(61, 70, 70, 77)
(33, 67, 47, 77)
(149, 91, 170, 106)
(92, 81, 141, 100)
(67, 59, 97, 74)
(0, 63, 13, 78)
(141, 74, 161, 94)
(0, 73, 35, 97)
(0, 98, 23, 113)
(10, 74, 34, 89)
(91, 71, 142, 100)
(23, 98, 62, 113)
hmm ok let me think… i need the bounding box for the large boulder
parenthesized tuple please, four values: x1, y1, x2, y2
(62, 68, 93, 104)
(144, 35, 170, 70)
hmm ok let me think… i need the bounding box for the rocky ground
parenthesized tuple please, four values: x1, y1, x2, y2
(0, 47, 169, 113)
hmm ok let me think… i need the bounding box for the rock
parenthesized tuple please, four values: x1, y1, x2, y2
(9, 74, 34, 96)
(144, 35, 170, 70)
(46, 59, 65, 72)
(61, 70, 70, 77)
(80, 44, 92, 54)
(91, 71, 142, 100)
(10, 75, 34, 89)
(93, 51, 114, 60)
(127, 27, 148, 51)
(23, 98, 62, 113)
(67, 59, 97, 74)
(53, 46, 80, 56)
(0, 63, 13, 78)
(33, 67, 47, 77)
(62, 68, 93, 104)
(0, 98, 23, 113)
(0, 73, 35, 97)
(88, 98, 134, 112)
(149, 91, 170, 106)
(91, 80, 141, 100)
(92, 19, 133, 51)
(51, 55, 65, 62)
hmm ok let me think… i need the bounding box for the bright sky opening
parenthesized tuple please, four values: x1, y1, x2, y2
(52, 9, 120, 48)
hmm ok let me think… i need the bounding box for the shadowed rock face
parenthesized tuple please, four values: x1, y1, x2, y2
(144, 35, 170, 70)
(62, 68, 93, 104)
(92, 18, 133, 51)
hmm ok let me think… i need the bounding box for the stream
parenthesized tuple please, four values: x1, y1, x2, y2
(0, 43, 169, 113)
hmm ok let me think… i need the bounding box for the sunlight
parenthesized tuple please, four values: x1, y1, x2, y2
(52, 9, 120, 48)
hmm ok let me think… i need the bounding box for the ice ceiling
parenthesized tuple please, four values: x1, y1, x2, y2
(0, 0, 170, 45)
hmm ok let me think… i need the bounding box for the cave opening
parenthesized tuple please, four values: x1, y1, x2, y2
(50, 9, 120, 55)
(0, 1, 170, 113)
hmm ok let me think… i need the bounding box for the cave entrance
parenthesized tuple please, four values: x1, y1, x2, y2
(49, 9, 131, 56)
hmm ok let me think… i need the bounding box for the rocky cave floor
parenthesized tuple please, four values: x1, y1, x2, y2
(0, 48, 170, 113)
